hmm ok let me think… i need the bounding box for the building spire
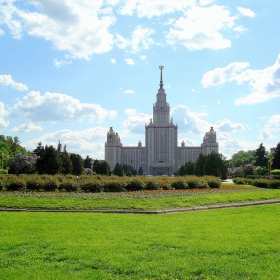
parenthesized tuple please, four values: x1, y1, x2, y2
(159, 65, 164, 89)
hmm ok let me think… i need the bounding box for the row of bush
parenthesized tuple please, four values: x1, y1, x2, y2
(233, 177, 280, 189)
(0, 174, 221, 192)
(243, 175, 280, 180)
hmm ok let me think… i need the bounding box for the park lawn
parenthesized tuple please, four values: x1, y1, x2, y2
(0, 188, 280, 210)
(0, 204, 279, 279)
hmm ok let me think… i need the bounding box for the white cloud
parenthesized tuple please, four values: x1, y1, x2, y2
(202, 62, 250, 87)
(202, 54, 280, 105)
(0, 28, 4, 36)
(111, 58, 116, 64)
(166, 5, 236, 50)
(1, 1, 116, 60)
(0, 117, 9, 131)
(116, 1, 194, 18)
(124, 58, 135, 65)
(217, 133, 258, 159)
(124, 108, 137, 116)
(237, 7, 255, 18)
(14, 91, 117, 123)
(117, 25, 155, 53)
(11, 121, 43, 133)
(0, 74, 28, 91)
(123, 109, 150, 134)
(53, 58, 72, 68)
(23, 127, 108, 159)
(139, 55, 147, 60)
(178, 137, 197, 146)
(124, 89, 136, 94)
(215, 118, 245, 132)
(0, 102, 9, 117)
(171, 105, 209, 134)
(259, 115, 280, 140)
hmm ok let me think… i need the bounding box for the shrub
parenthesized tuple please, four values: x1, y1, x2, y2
(207, 180, 220, 188)
(104, 181, 125, 192)
(145, 181, 160, 190)
(268, 180, 280, 189)
(271, 169, 280, 176)
(58, 180, 79, 192)
(171, 180, 188, 189)
(39, 176, 59, 191)
(126, 180, 145, 191)
(6, 177, 26, 191)
(25, 176, 42, 191)
(196, 180, 209, 189)
(252, 179, 269, 189)
(80, 182, 103, 193)
(0, 169, 8, 174)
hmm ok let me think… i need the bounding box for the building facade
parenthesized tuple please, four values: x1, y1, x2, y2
(105, 66, 218, 176)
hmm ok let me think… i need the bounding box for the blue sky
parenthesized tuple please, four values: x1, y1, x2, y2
(0, 0, 280, 161)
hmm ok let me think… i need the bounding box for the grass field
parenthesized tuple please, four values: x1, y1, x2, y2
(1, 185, 280, 211)
(1, 204, 280, 279)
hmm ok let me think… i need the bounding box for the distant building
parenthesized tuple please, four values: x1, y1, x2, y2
(105, 66, 218, 176)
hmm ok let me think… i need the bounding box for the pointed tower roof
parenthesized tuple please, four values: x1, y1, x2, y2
(159, 65, 164, 89)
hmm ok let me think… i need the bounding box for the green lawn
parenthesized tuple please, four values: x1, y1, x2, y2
(1, 204, 280, 279)
(1, 188, 280, 210)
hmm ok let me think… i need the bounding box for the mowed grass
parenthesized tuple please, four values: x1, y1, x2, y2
(1, 204, 280, 279)
(1, 188, 280, 210)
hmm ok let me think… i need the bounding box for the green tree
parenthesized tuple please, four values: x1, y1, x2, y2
(61, 153, 73, 175)
(204, 153, 221, 177)
(36, 145, 62, 174)
(70, 153, 84, 176)
(272, 142, 280, 169)
(254, 143, 268, 167)
(195, 154, 206, 176)
(185, 161, 195, 175)
(93, 160, 110, 175)
(84, 155, 92, 169)
(113, 163, 123, 177)
(230, 150, 255, 167)
(138, 166, 143, 176)
(33, 142, 44, 157)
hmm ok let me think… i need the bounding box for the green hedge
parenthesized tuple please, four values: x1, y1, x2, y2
(0, 174, 222, 192)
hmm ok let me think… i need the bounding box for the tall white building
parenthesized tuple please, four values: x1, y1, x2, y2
(105, 66, 218, 175)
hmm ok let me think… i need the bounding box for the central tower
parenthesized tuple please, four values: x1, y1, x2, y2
(153, 65, 170, 125)
(144, 66, 178, 176)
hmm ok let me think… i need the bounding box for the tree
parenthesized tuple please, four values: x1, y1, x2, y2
(11, 137, 20, 157)
(272, 142, 280, 169)
(84, 156, 92, 169)
(70, 153, 84, 176)
(230, 150, 255, 166)
(36, 145, 62, 174)
(93, 160, 111, 175)
(57, 140, 62, 154)
(185, 162, 195, 175)
(61, 153, 73, 175)
(138, 166, 143, 176)
(33, 142, 44, 157)
(195, 154, 206, 176)
(7, 154, 38, 174)
(254, 143, 268, 167)
(113, 163, 123, 176)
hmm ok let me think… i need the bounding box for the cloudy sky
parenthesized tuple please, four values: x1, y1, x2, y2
(0, 0, 280, 161)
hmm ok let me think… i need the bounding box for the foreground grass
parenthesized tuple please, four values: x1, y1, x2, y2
(0, 187, 280, 210)
(1, 204, 280, 279)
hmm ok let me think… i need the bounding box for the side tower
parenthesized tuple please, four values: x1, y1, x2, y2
(201, 127, 219, 155)
(105, 127, 122, 171)
(144, 66, 178, 176)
